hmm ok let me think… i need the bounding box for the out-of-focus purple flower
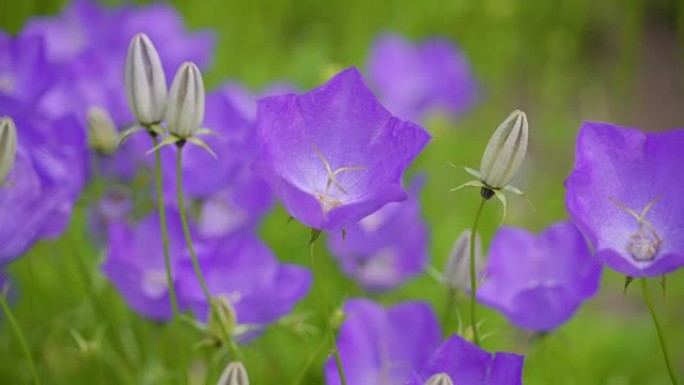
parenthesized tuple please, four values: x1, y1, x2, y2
(253, 67, 430, 231)
(102, 209, 188, 321)
(325, 299, 441, 385)
(566, 122, 684, 277)
(177, 235, 311, 335)
(0, 33, 55, 107)
(327, 176, 428, 291)
(87, 187, 132, 245)
(407, 334, 524, 385)
(23, 0, 215, 181)
(477, 221, 601, 332)
(367, 33, 477, 123)
(222, 81, 298, 122)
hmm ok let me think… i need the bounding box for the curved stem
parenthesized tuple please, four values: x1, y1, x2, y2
(309, 241, 347, 385)
(175, 145, 211, 302)
(469, 198, 487, 347)
(0, 290, 41, 384)
(641, 278, 679, 385)
(150, 131, 180, 319)
(441, 288, 457, 335)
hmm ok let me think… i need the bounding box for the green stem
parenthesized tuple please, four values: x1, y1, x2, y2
(0, 290, 41, 384)
(469, 198, 487, 347)
(309, 241, 347, 385)
(175, 144, 212, 302)
(641, 278, 678, 385)
(150, 131, 180, 319)
(441, 288, 457, 336)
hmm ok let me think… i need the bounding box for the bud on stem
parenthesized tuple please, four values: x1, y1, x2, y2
(166, 62, 205, 139)
(479, 110, 528, 189)
(444, 230, 482, 291)
(217, 361, 249, 385)
(125, 33, 167, 125)
(87, 106, 118, 155)
(424, 372, 454, 385)
(0, 117, 17, 185)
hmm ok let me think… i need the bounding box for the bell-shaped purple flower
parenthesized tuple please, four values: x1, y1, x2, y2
(325, 299, 441, 385)
(176, 234, 311, 336)
(326, 176, 428, 291)
(407, 334, 524, 385)
(222, 81, 298, 122)
(102, 209, 188, 321)
(566, 122, 684, 277)
(367, 33, 478, 123)
(253, 67, 430, 231)
(476, 221, 602, 332)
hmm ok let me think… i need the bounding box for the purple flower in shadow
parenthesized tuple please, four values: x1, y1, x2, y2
(253, 67, 430, 231)
(477, 221, 602, 332)
(407, 334, 524, 385)
(176, 234, 311, 338)
(565, 122, 684, 277)
(326, 176, 428, 291)
(325, 299, 441, 385)
(367, 33, 478, 123)
(102, 209, 188, 321)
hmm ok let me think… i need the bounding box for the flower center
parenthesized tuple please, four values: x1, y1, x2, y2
(610, 196, 662, 262)
(313, 144, 365, 213)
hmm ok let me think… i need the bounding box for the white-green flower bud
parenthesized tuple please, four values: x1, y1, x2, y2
(124, 33, 167, 125)
(217, 361, 249, 385)
(479, 110, 528, 189)
(444, 230, 482, 291)
(0, 116, 17, 185)
(87, 106, 118, 155)
(424, 372, 454, 385)
(166, 62, 204, 139)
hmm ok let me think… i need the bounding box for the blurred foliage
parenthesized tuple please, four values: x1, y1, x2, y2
(1, 0, 684, 384)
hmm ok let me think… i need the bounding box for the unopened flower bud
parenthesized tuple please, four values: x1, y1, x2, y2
(444, 230, 483, 291)
(166, 62, 204, 139)
(125, 33, 167, 125)
(87, 106, 119, 155)
(479, 110, 528, 189)
(208, 296, 237, 341)
(217, 361, 249, 385)
(0, 116, 17, 185)
(424, 372, 454, 385)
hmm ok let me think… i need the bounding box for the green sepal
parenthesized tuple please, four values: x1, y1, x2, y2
(146, 135, 181, 155)
(623, 275, 634, 296)
(145, 123, 166, 137)
(450, 179, 485, 192)
(187, 136, 218, 159)
(286, 215, 296, 225)
(660, 275, 666, 299)
(492, 188, 508, 225)
(118, 125, 143, 146)
(309, 228, 322, 245)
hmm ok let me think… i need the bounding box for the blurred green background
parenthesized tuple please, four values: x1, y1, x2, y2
(1, 0, 684, 384)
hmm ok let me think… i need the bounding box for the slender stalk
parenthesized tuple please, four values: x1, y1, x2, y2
(641, 278, 678, 385)
(441, 288, 457, 335)
(469, 198, 487, 347)
(309, 241, 347, 385)
(149, 131, 180, 319)
(0, 290, 41, 384)
(175, 144, 211, 302)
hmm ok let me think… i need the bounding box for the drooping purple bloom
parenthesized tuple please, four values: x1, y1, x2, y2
(253, 67, 430, 231)
(566, 122, 684, 277)
(407, 334, 524, 385)
(477, 221, 602, 332)
(23, 0, 215, 181)
(367, 33, 478, 123)
(326, 176, 428, 291)
(176, 235, 311, 335)
(325, 299, 441, 385)
(102, 209, 188, 321)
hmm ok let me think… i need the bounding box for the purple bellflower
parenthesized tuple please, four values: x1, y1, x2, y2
(102, 209, 188, 321)
(222, 81, 298, 122)
(566, 122, 684, 277)
(327, 176, 428, 291)
(367, 33, 478, 123)
(253, 67, 430, 231)
(325, 299, 441, 385)
(476, 221, 602, 332)
(176, 234, 311, 337)
(407, 334, 525, 385)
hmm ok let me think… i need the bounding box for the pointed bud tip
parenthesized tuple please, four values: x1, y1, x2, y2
(479, 109, 529, 189)
(217, 361, 249, 385)
(125, 32, 167, 125)
(166, 61, 205, 139)
(424, 372, 454, 385)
